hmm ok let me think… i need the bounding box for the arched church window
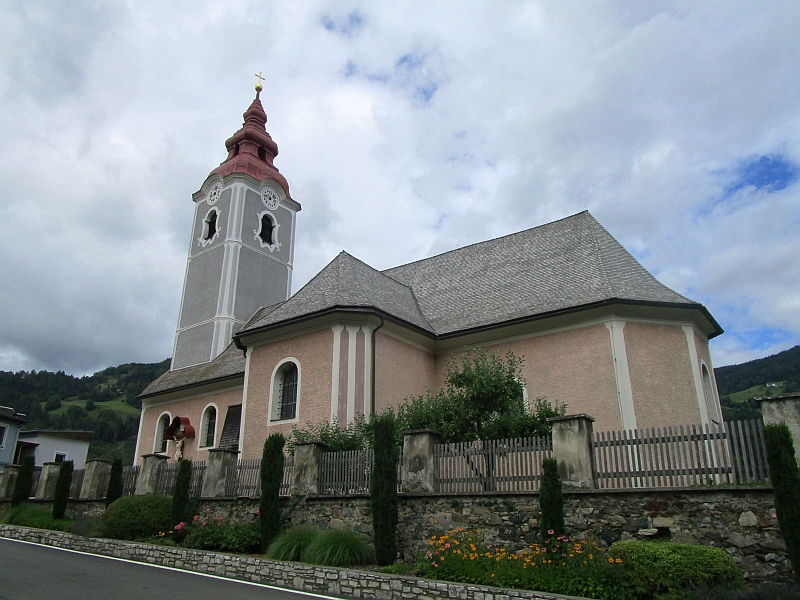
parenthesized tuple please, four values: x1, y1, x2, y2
(201, 405, 217, 448)
(259, 214, 274, 245)
(204, 210, 218, 241)
(280, 364, 298, 420)
(155, 413, 170, 453)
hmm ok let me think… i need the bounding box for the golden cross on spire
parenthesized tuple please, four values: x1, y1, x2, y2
(254, 72, 265, 92)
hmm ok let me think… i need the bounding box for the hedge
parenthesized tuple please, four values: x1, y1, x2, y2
(102, 495, 173, 540)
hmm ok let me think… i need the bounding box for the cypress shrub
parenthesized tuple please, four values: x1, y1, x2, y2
(260, 433, 285, 551)
(171, 459, 193, 529)
(11, 456, 36, 507)
(105, 458, 123, 507)
(539, 457, 564, 539)
(52, 460, 74, 519)
(370, 412, 400, 566)
(764, 423, 800, 583)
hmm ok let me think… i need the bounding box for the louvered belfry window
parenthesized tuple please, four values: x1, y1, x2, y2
(279, 364, 298, 420)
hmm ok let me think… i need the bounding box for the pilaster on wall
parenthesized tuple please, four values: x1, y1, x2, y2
(80, 460, 111, 500)
(330, 324, 373, 424)
(202, 449, 239, 498)
(34, 463, 61, 501)
(135, 454, 168, 495)
(683, 326, 711, 427)
(606, 320, 636, 430)
(549, 414, 597, 489)
(400, 430, 441, 493)
(291, 443, 327, 496)
(758, 393, 800, 464)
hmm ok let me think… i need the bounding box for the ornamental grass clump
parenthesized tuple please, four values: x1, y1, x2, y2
(2, 503, 73, 532)
(266, 526, 319, 561)
(417, 528, 633, 600)
(302, 528, 374, 567)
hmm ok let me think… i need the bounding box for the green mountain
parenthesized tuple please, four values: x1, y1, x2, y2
(0, 359, 170, 464)
(715, 345, 800, 422)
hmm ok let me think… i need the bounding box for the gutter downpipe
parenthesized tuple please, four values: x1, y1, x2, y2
(371, 316, 385, 416)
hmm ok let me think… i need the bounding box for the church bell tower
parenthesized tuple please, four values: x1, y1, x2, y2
(171, 81, 300, 370)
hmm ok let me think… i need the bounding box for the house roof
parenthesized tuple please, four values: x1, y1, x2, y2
(0, 405, 27, 425)
(18, 430, 94, 443)
(144, 211, 720, 398)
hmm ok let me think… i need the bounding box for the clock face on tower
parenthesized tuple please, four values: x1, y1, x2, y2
(207, 183, 222, 204)
(262, 188, 279, 210)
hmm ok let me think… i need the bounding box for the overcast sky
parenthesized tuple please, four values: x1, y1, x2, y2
(0, 1, 798, 375)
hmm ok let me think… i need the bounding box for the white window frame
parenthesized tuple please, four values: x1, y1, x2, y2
(268, 358, 301, 424)
(199, 403, 219, 449)
(254, 210, 281, 252)
(154, 411, 172, 454)
(0, 424, 7, 449)
(197, 207, 221, 247)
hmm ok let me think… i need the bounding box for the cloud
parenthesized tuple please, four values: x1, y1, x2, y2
(0, 1, 798, 374)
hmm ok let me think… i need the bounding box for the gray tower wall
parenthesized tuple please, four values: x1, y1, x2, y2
(172, 176, 298, 370)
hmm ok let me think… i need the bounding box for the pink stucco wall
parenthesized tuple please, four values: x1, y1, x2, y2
(137, 385, 244, 465)
(241, 328, 334, 459)
(374, 332, 436, 413)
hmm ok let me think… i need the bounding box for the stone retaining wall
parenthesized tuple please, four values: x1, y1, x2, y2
(0, 525, 576, 600)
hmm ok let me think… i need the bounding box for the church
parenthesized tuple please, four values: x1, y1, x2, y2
(134, 84, 725, 464)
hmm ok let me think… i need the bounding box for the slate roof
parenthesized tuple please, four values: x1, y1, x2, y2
(140, 342, 245, 398)
(145, 211, 713, 398)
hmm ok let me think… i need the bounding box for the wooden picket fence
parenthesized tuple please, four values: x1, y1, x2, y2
(224, 456, 294, 498)
(318, 449, 374, 495)
(153, 461, 206, 497)
(433, 436, 553, 493)
(69, 469, 85, 499)
(593, 420, 769, 489)
(122, 465, 139, 496)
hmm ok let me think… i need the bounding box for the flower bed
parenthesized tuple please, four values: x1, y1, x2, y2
(417, 528, 634, 600)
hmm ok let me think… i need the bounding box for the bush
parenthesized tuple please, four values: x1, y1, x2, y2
(260, 434, 285, 551)
(180, 511, 260, 554)
(266, 526, 320, 561)
(2, 503, 73, 532)
(102, 495, 172, 540)
(418, 528, 632, 600)
(303, 528, 374, 567)
(105, 459, 123, 507)
(609, 540, 744, 599)
(539, 457, 564, 539)
(764, 423, 800, 583)
(371, 412, 400, 566)
(171, 459, 193, 530)
(52, 460, 74, 519)
(11, 456, 36, 507)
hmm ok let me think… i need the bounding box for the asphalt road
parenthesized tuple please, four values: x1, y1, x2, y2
(0, 538, 336, 600)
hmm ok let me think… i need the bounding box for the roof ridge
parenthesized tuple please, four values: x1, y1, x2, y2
(382, 210, 591, 274)
(586, 213, 616, 298)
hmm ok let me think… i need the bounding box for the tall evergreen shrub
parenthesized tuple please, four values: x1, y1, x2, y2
(52, 460, 74, 519)
(371, 413, 400, 566)
(260, 433, 285, 551)
(105, 458, 123, 507)
(764, 423, 800, 583)
(11, 456, 36, 507)
(171, 459, 193, 528)
(539, 457, 564, 539)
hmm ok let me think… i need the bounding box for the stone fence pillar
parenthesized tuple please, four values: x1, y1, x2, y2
(291, 442, 327, 496)
(758, 393, 800, 464)
(400, 429, 441, 493)
(201, 449, 239, 498)
(35, 462, 61, 501)
(135, 454, 168, 495)
(0, 466, 19, 500)
(80, 459, 112, 500)
(548, 414, 597, 489)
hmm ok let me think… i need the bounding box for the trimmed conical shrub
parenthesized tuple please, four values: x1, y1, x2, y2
(105, 459, 123, 507)
(371, 413, 400, 566)
(52, 460, 74, 519)
(539, 457, 564, 539)
(11, 456, 36, 507)
(764, 423, 800, 584)
(260, 433, 285, 551)
(171, 459, 193, 528)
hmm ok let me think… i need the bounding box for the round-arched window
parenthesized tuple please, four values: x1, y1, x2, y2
(201, 405, 217, 448)
(271, 360, 299, 421)
(155, 413, 171, 453)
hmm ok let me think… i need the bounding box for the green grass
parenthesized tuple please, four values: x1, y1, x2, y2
(2, 503, 73, 532)
(87, 439, 136, 465)
(302, 528, 374, 567)
(48, 397, 140, 418)
(728, 382, 787, 404)
(266, 526, 320, 561)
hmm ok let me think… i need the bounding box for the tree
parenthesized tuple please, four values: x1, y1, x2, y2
(105, 458, 124, 507)
(52, 460, 74, 519)
(539, 457, 564, 540)
(171, 459, 193, 530)
(11, 455, 36, 507)
(371, 413, 400, 566)
(763, 423, 800, 583)
(260, 433, 285, 551)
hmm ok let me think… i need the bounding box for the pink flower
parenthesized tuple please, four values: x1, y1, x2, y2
(548, 530, 554, 535)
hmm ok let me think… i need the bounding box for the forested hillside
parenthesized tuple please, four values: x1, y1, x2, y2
(715, 345, 800, 422)
(0, 359, 169, 464)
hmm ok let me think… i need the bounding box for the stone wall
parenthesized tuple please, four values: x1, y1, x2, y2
(1, 486, 792, 584)
(0, 525, 574, 600)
